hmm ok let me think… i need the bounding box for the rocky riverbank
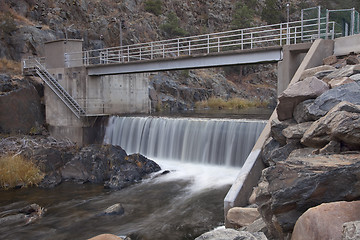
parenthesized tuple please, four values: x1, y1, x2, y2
(0, 135, 161, 189)
(218, 53, 360, 240)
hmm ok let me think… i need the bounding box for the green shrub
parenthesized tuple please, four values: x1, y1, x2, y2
(261, 0, 284, 24)
(160, 12, 187, 37)
(195, 97, 268, 110)
(231, 2, 255, 29)
(144, 0, 162, 16)
(0, 155, 44, 189)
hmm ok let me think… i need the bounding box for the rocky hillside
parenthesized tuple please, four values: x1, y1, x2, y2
(1, 0, 334, 112)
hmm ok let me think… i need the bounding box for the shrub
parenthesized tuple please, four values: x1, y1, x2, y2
(0, 155, 44, 189)
(0, 58, 21, 74)
(231, 2, 255, 29)
(144, 0, 162, 16)
(195, 97, 268, 110)
(160, 12, 187, 37)
(0, 12, 17, 35)
(261, 0, 284, 24)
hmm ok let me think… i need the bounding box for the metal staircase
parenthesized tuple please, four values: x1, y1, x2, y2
(24, 59, 86, 118)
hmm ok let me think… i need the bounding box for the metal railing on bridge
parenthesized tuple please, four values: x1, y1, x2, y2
(63, 15, 340, 68)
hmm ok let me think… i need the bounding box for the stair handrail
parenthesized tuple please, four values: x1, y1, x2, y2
(32, 59, 86, 118)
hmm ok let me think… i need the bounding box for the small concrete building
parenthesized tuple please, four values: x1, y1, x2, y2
(43, 39, 150, 144)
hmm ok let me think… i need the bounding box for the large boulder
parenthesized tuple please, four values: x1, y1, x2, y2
(61, 145, 161, 189)
(291, 201, 360, 240)
(0, 76, 44, 134)
(282, 122, 313, 141)
(226, 207, 260, 229)
(261, 137, 302, 166)
(301, 101, 360, 149)
(299, 65, 336, 81)
(270, 118, 295, 145)
(88, 234, 123, 240)
(256, 151, 360, 239)
(305, 82, 360, 120)
(195, 228, 267, 240)
(277, 77, 329, 121)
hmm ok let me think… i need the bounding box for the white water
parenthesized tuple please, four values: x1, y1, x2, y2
(103, 116, 266, 167)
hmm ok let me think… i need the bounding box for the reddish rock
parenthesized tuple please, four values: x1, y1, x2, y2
(226, 207, 260, 229)
(88, 234, 123, 240)
(291, 201, 360, 240)
(328, 77, 354, 88)
(323, 55, 338, 65)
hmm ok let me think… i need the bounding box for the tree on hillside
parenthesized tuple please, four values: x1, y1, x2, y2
(144, 0, 162, 16)
(231, 1, 255, 29)
(160, 12, 187, 38)
(261, 0, 284, 24)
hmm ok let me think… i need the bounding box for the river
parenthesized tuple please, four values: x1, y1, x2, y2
(0, 109, 270, 239)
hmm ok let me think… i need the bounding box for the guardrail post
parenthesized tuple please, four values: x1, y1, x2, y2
(127, 46, 130, 62)
(301, 9, 304, 41)
(317, 6, 321, 39)
(140, 47, 142, 60)
(162, 44, 165, 58)
(332, 22, 335, 39)
(217, 37, 220, 52)
(280, 24, 283, 45)
(250, 32, 253, 49)
(177, 39, 180, 57)
(286, 23, 289, 45)
(351, 8, 355, 36)
(325, 9, 329, 39)
(151, 42, 153, 59)
(207, 35, 210, 54)
(188, 40, 191, 55)
(241, 30, 244, 50)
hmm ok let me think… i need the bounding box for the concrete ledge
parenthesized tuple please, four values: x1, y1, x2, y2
(334, 34, 360, 56)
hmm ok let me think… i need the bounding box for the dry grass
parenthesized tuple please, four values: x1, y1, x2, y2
(195, 97, 269, 110)
(0, 155, 44, 189)
(0, 58, 21, 74)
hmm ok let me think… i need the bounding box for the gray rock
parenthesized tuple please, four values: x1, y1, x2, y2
(261, 137, 281, 166)
(282, 122, 313, 140)
(226, 207, 260, 229)
(102, 203, 124, 216)
(324, 64, 360, 81)
(346, 56, 360, 65)
(262, 138, 302, 166)
(306, 82, 360, 119)
(302, 101, 360, 149)
(270, 118, 295, 145)
(256, 153, 360, 239)
(299, 65, 336, 81)
(241, 218, 268, 236)
(319, 140, 341, 154)
(314, 69, 337, 80)
(343, 221, 360, 240)
(293, 99, 316, 123)
(277, 77, 329, 121)
(350, 74, 360, 81)
(194, 228, 267, 240)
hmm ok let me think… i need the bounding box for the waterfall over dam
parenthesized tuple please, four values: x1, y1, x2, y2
(104, 116, 266, 167)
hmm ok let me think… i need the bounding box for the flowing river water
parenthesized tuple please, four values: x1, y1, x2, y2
(0, 113, 268, 240)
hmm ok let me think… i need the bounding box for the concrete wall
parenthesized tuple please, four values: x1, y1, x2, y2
(45, 64, 150, 144)
(334, 34, 360, 56)
(88, 73, 150, 115)
(45, 39, 83, 69)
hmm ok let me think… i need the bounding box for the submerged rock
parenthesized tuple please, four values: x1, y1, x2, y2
(88, 234, 124, 240)
(0, 203, 46, 226)
(102, 203, 124, 216)
(226, 207, 260, 229)
(343, 221, 360, 240)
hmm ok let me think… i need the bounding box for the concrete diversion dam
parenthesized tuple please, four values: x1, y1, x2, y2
(0, 116, 266, 240)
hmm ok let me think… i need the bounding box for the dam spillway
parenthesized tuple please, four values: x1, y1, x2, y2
(103, 116, 266, 167)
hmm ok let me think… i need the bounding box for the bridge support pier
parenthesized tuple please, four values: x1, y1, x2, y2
(277, 43, 312, 95)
